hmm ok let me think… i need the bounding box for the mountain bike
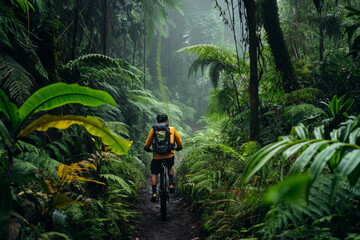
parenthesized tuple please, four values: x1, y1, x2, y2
(159, 159, 169, 221)
(146, 148, 181, 221)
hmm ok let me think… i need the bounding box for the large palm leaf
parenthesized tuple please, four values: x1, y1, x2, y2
(20, 115, 131, 155)
(243, 117, 360, 201)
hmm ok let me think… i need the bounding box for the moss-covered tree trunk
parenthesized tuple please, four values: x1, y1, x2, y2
(261, 0, 298, 93)
(244, 0, 259, 141)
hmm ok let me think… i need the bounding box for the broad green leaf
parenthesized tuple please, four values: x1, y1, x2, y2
(330, 127, 344, 141)
(52, 194, 83, 209)
(243, 139, 292, 183)
(345, 6, 360, 17)
(18, 83, 116, 130)
(349, 128, 360, 144)
(288, 140, 332, 175)
(0, 89, 20, 128)
(20, 114, 132, 155)
(332, 149, 360, 198)
(282, 139, 310, 160)
(293, 124, 309, 139)
(264, 174, 310, 205)
(341, 98, 354, 114)
(314, 126, 325, 139)
(330, 95, 337, 117)
(343, 118, 360, 142)
(309, 142, 351, 182)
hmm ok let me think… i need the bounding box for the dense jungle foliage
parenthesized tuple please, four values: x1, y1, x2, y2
(0, 0, 360, 239)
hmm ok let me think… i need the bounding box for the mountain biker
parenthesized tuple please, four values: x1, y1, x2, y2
(144, 113, 183, 202)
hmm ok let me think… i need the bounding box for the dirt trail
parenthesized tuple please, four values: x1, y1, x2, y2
(132, 181, 201, 240)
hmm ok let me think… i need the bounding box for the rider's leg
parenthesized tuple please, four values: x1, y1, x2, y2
(168, 166, 174, 185)
(167, 157, 175, 186)
(151, 174, 158, 194)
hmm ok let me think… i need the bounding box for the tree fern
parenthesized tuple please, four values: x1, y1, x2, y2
(178, 44, 248, 88)
(65, 54, 120, 70)
(178, 44, 238, 67)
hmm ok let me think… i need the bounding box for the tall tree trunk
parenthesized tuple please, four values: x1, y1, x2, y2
(143, 19, 146, 89)
(102, 0, 108, 55)
(228, 0, 242, 114)
(244, 0, 259, 141)
(71, 6, 79, 60)
(261, 0, 298, 93)
(319, 11, 324, 61)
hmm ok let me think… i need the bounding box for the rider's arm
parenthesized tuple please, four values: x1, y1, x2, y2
(144, 129, 154, 150)
(174, 129, 182, 148)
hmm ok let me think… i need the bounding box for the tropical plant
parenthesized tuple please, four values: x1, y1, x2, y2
(0, 14, 49, 105)
(0, 83, 132, 235)
(243, 112, 360, 193)
(344, 6, 360, 59)
(178, 137, 264, 239)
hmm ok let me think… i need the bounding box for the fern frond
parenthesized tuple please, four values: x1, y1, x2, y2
(100, 173, 133, 194)
(16, 140, 44, 155)
(0, 53, 32, 104)
(104, 122, 129, 137)
(178, 44, 237, 67)
(188, 58, 213, 77)
(65, 54, 120, 71)
(208, 60, 224, 88)
(284, 103, 324, 125)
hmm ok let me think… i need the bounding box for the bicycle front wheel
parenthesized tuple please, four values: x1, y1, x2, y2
(160, 170, 167, 221)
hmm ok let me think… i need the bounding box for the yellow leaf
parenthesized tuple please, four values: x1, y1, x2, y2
(44, 180, 56, 194)
(20, 114, 132, 155)
(65, 176, 106, 185)
(58, 163, 70, 179)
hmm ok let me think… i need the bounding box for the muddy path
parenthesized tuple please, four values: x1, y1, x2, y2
(132, 180, 201, 240)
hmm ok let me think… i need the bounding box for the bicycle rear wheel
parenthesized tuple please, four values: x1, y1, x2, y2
(160, 168, 167, 221)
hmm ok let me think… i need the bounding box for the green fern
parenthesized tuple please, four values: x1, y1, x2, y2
(178, 44, 248, 88)
(65, 54, 120, 70)
(104, 122, 130, 138)
(0, 53, 32, 104)
(284, 103, 324, 125)
(100, 174, 133, 194)
(259, 175, 360, 238)
(206, 87, 237, 119)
